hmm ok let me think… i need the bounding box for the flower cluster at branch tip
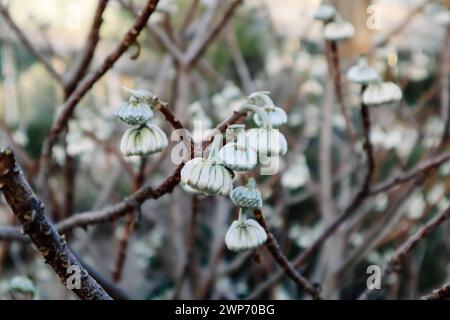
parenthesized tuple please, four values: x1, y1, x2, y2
(347, 56, 402, 106)
(323, 13, 355, 41)
(313, 1, 336, 22)
(116, 88, 168, 157)
(225, 178, 267, 252)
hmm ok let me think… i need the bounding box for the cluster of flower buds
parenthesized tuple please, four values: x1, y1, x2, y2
(225, 178, 267, 252)
(347, 56, 403, 106)
(115, 88, 168, 157)
(179, 91, 288, 251)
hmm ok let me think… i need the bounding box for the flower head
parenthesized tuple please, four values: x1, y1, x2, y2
(248, 91, 287, 128)
(181, 136, 234, 196)
(120, 123, 168, 156)
(247, 127, 288, 157)
(346, 56, 379, 84)
(115, 88, 156, 125)
(362, 81, 402, 106)
(323, 15, 355, 41)
(230, 178, 262, 209)
(225, 209, 267, 252)
(218, 124, 257, 172)
(314, 1, 336, 22)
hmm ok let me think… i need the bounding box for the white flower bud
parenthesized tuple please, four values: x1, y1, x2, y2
(116, 88, 156, 125)
(225, 209, 267, 252)
(323, 15, 355, 41)
(180, 136, 234, 196)
(247, 127, 288, 157)
(8, 276, 36, 300)
(120, 123, 168, 157)
(314, 1, 336, 22)
(346, 56, 379, 84)
(230, 178, 262, 209)
(362, 81, 402, 106)
(248, 91, 287, 128)
(218, 124, 257, 172)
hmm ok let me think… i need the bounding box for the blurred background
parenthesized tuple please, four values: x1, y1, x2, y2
(0, 0, 449, 300)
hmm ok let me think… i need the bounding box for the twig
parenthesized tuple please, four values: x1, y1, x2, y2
(369, 152, 450, 194)
(173, 195, 199, 299)
(360, 205, 450, 299)
(183, 0, 242, 67)
(421, 283, 450, 300)
(111, 157, 146, 282)
(253, 209, 321, 300)
(325, 40, 356, 142)
(64, 0, 110, 95)
(0, 148, 111, 300)
(0, 4, 63, 83)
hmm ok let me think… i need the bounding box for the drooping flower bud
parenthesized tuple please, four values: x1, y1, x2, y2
(362, 81, 402, 106)
(248, 91, 287, 128)
(120, 123, 168, 156)
(225, 208, 267, 252)
(230, 178, 262, 209)
(246, 127, 288, 157)
(218, 124, 257, 172)
(314, 1, 336, 22)
(323, 15, 355, 41)
(180, 136, 234, 196)
(346, 56, 380, 85)
(115, 88, 155, 125)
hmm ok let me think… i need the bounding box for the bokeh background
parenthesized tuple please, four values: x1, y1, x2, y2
(0, 0, 449, 299)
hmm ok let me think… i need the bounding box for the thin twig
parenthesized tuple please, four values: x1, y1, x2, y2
(253, 209, 321, 300)
(64, 0, 110, 94)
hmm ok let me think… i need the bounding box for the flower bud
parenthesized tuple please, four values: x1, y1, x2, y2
(346, 56, 380, 85)
(247, 127, 288, 157)
(248, 92, 287, 128)
(314, 1, 336, 22)
(362, 81, 402, 106)
(218, 124, 257, 172)
(230, 178, 262, 209)
(225, 209, 267, 252)
(120, 123, 168, 157)
(180, 136, 234, 196)
(323, 15, 355, 41)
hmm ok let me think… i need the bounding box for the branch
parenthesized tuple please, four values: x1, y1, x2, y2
(253, 209, 321, 300)
(360, 205, 450, 299)
(369, 152, 450, 194)
(0, 4, 62, 83)
(64, 0, 110, 95)
(0, 148, 111, 300)
(421, 283, 450, 300)
(183, 0, 242, 67)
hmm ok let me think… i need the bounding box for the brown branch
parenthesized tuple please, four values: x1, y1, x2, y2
(0, 4, 63, 83)
(421, 283, 450, 300)
(173, 195, 199, 299)
(38, 0, 160, 187)
(183, 0, 242, 67)
(253, 209, 321, 300)
(369, 152, 450, 194)
(325, 40, 356, 142)
(64, 0, 110, 95)
(111, 157, 146, 282)
(360, 205, 450, 299)
(247, 93, 376, 299)
(0, 148, 111, 300)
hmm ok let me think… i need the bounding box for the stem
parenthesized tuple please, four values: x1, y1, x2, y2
(239, 103, 272, 129)
(252, 209, 321, 299)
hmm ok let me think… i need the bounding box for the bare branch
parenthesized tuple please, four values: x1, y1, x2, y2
(0, 148, 111, 300)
